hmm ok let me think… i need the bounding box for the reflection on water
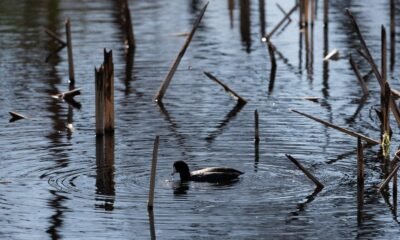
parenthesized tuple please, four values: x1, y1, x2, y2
(1, 0, 400, 239)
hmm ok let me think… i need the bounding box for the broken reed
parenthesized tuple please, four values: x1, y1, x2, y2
(203, 71, 247, 105)
(95, 49, 114, 136)
(346, 9, 400, 126)
(290, 109, 379, 145)
(154, 2, 209, 102)
(65, 18, 75, 84)
(276, 3, 291, 22)
(264, 3, 299, 40)
(148, 135, 159, 210)
(285, 154, 324, 190)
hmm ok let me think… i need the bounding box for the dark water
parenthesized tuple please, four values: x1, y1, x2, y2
(1, 0, 400, 239)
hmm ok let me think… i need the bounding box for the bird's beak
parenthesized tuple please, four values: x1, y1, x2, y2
(171, 168, 176, 176)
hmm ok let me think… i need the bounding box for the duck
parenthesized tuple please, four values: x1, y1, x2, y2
(172, 160, 244, 183)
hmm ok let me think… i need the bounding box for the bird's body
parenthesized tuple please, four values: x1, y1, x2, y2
(172, 161, 243, 183)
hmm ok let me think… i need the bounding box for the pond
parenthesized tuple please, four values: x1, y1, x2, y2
(1, 0, 400, 239)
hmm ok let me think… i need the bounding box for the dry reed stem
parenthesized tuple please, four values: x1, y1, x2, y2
(203, 71, 247, 105)
(276, 3, 292, 22)
(9, 112, 26, 122)
(264, 3, 299, 40)
(148, 136, 160, 210)
(290, 109, 379, 145)
(44, 28, 66, 46)
(378, 164, 400, 192)
(346, 9, 400, 125)
(285, 154, 324, 189)
(154, 2, 209, 102)
(65, 18, 75, 84)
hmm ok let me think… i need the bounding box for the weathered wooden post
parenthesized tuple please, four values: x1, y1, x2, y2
(95, 49, 115, 135)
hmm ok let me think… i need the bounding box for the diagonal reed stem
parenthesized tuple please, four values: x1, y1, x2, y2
(286, 154, 324, 189)
(290, 109, 379, 145)
(154, 2, 209, 102)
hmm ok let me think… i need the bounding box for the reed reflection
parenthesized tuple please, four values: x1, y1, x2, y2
(95, 135, 115, 211)
(205, 101, 245, 143)
(240, 0, 251, 53)
(46, 190, 68, 240)
(228, 0, 235, 28)
(258, 0, 266, 36)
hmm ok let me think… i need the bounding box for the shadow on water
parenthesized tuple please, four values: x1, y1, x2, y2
(286, 187, 323, 223)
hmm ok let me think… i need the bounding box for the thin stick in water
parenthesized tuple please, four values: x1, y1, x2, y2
(378, 164, 400, 192)
(276, 3, 292, 22)
(203, 71, 247, 105)
(154, 2, 209, 102)
(290, 109, 379, 145)
(285, 154, 324, 190)
(44, 28, 66, 46)
(9, 111, 26, 122)
(65, 18, 75, 84)
(264, 3, 299, 40)
(148, 136, 160, 210)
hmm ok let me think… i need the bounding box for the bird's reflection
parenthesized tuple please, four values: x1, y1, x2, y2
(172, 181, 190, 195)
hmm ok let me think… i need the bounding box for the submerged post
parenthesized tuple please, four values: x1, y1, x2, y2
(65, 18, 75, 84)
(148, 136, 160, 210)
